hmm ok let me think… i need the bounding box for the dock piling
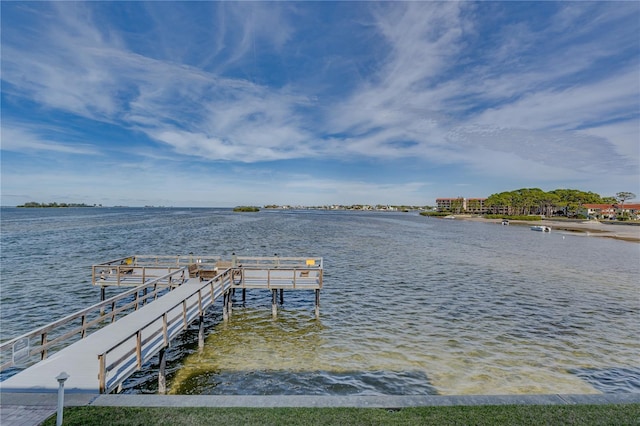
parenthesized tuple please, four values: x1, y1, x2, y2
(158, 348, 167, 394)
(222, 293, 229, 322)
(272, 289, 278, 318)
(198, 316, 205, 349)
(100, 287, 106, 315)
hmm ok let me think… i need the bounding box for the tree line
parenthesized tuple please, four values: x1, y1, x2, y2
(484, 188, 635, 217)
(17, 202, 96, 208)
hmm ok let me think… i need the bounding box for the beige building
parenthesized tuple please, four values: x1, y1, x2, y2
(581, 203, 640, 220)
(436, 197, 488, 213)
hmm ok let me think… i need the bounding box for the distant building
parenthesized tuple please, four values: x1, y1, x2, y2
(466, 198, 487, 214)
(436, 198, 462, 212)
(623, 203, 640, 219)
(580, 203, 640, 220)
(436, 197, 488, 213)
(581, 204, 616, 219)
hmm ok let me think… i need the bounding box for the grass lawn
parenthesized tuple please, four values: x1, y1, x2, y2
(43, 404, 640, 425)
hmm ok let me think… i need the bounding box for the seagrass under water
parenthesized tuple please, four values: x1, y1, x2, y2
(1, 207, 638, 395)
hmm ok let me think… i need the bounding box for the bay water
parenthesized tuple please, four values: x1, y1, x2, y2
(1, 207, 638, 395)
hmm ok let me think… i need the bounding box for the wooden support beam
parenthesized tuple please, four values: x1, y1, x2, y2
(100, 287, 106, 316)
(222, 293, 229, 322)
(315, 289, 320, 319)
(280, 288, 284, 305)
(198, 316, 205, 349)
(158, 347, 167, 394)
(272, 289, 278, 318)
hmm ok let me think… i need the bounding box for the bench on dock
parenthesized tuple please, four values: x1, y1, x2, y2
(119, 257, 135, 274)
(188, 263, 199, 278)
(188, 263, 225, 281)
(199, 269, 218, 280)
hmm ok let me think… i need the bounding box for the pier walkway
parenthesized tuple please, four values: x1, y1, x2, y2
(0, 255, 323, 396)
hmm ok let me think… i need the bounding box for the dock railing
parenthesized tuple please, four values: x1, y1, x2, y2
(97, 269, 232, 393)
(92, 255, 222, 287)
(232, 256, 323, 289)
(0, 268, 189, 373)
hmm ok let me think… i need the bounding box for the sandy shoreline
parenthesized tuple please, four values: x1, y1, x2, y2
(446, 215, 640, 243)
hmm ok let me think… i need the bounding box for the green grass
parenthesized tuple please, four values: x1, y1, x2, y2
(43, 404, 640, 426)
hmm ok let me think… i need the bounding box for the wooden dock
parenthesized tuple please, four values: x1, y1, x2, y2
(0, 255, 323, 394)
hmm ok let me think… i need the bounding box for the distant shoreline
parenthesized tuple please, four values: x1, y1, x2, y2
(440, 215, 640, 243)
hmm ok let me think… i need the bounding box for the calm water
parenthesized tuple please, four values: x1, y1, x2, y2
(1, 207, 638, 395)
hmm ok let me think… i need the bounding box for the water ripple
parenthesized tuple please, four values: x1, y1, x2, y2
(1, 208, 638, 395)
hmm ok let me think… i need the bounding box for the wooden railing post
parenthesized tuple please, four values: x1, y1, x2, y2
(41, 333, 48, 360)
(98, 354, 106, 394)
(136, 331, 142, 369)
(182, 300, 188, 330)
(162, 313, 169, 347)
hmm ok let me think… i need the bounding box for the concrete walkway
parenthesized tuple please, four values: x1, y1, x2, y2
(1, 392, 639, 425)
(91, 393, 640, 407)
(0, 393, 96, 426)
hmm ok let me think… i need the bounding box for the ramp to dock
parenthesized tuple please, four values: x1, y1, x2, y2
(0, 275, 229, 394)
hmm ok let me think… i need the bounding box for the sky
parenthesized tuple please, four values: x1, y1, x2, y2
(1, 2, 639, 207)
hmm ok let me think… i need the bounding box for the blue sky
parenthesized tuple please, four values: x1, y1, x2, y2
(1, 2, 638, 207)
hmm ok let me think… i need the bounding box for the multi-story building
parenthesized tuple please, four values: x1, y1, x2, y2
(436, 197, 488, 213)
(580, 204, 616, 219)
(465, 198, 487, 214)
(581, 203, 640, 220)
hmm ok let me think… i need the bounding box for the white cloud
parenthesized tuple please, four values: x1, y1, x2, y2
(583, 120, 640, 167)
(1, 126, 99, 155)
(473, 68, 639, 132)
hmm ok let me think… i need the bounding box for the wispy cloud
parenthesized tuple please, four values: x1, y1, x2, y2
(1, 2, 638, 206)
(1, 126, 100, 155)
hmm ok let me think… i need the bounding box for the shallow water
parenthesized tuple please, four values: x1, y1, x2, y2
(1, 207, 638, 395)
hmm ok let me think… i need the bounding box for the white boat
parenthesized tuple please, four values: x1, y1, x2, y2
(530, 225, 551, 232)
(502, 219, 509, 225)
(444, 215, 456, 219)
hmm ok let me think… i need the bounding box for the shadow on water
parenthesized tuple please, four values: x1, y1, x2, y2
(172, 369, 438, 396)
(570, 367, 640, 393)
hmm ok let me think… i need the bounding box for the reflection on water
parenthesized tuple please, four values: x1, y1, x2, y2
(1, 208, 638, 395)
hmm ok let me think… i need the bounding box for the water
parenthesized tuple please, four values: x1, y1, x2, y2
(1, 207, 638, 395)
